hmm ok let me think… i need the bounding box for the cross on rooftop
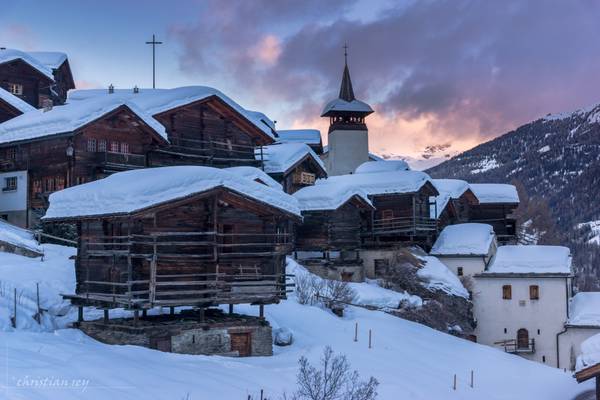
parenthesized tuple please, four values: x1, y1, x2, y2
(145, 34, 163, 89)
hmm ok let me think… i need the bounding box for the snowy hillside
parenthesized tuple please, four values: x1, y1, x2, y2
(0, 250, 590, 399)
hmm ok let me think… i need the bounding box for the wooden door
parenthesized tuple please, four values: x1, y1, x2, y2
(230, 332, 251, 357)
(150, 336, 172, 352)
(517, 329, 529, 349)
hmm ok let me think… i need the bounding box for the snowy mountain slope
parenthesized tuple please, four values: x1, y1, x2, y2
(0, 252, 590, 399)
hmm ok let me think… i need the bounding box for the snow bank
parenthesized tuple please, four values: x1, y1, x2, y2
(0, 95, 167, 145)
(568, 292, 600, 327)
(0, 253, 587, 399)
(0, 87, 36, 114)
(485, 245, 572, 274)
(293, 184, 373, 211)
(316, 170, 433, 197)
(417, 256, 470, 298)
(259, 142, 326, 174)
(355, 160, 410, 174)
(430, 223, 495, 256)
(286, 258, 421, 309)
(44, 166, 301, 220)
(225, 166, 283, 190)
(276, 129, 322, 145)
(470, 183, 519, 204)
(0, 219, 42, 255)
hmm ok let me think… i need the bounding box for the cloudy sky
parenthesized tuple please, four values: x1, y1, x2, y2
(3, 0, 600, 157)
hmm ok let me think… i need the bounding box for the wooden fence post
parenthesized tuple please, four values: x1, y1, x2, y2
(453, 374, 457, 390)
(11, 288, 17, 328)
(354, 322, 358, 342)
(470, 370, 473, 388)
(369, 329, 372, 349)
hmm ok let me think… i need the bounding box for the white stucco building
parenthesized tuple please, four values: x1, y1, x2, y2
(320, 52, 373, 176)
(473, 245, 573, 367)
(0, 169, 28, 227)
(558, 292, 600, 370)
(430, 223, 497, 278)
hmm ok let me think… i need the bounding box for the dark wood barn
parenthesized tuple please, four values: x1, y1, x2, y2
(469, 184, 519, 244)
(43, 166, 301, 314)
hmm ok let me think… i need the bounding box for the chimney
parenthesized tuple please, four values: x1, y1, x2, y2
(133, 85, 139, 94)
(108, 84, 114, 94)
(0, 48, 5, 51)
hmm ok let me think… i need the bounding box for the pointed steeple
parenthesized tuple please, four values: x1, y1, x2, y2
(338, 44, 355, 102)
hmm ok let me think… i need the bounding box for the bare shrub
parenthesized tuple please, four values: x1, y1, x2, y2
(322, 280, 357, 308)
(294, 273, 325, 305)
(285, 346, 378, 400)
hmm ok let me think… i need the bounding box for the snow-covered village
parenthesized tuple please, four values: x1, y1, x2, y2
(1, 1, 600, 399)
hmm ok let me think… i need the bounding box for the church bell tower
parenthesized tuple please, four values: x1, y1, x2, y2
(321, 46, 373, 176)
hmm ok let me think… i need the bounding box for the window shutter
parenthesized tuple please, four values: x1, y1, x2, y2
(529, 285, 539, 300)
(502, 285, 512, 300)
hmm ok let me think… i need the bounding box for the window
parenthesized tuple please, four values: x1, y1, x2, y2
(299, 172, 315, 185)
(7, 83, 23, 96)
(542, 356, 546, 363)
(3, 176, 17, 191)
(43, 177, 55, 193)
(55, 176, 65, 191)
(382, 209, 394, 220)
(32, 179, 41, 194)
(503, 328, 507, 334)
(87, 138, 97, 152)
(110, 141, 119, 152)
(457, 267, 464, 276)
(120, 142, 129, 154)
(98, 139, 107, 152)
(75, 176, 87, 185)
(502, 285, 512, 300)
(529, 285, 539, 300)
(6, 147, 16, 160)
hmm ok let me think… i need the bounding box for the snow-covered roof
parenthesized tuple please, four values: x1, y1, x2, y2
(69, 87, 276, 139)
(0, 219, 42, 255)
(430, 223, 495, 256)
(26, 51, 68, 69)
(276, 129, 322, 145)
(225, 166, 282, 190)
(355, 160, 410, 174)
(0, 95, 167, 145)
(44, 166, 301, 220)
(0, 49, 54, 80)
(568, 292, 600, 327)
(430, 179, 473, 219)
(470, 183, 519, 204)
(321, 98, 373, 116)
(578, 333, 600, 371)
(259, 142, 326, 175)
(484, 245, 572, 275)
(316, 170, 435, 197)
(0, 87, 36, 114)
(417, 256, 469, 298)
(293, 184, 373, 211)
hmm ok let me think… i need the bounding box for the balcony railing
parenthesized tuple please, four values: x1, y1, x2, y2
(369, 216, 438, 235)
(155, 137, 262, 166)
(95, 151, 146, 170)
(495, 338, 535, 354)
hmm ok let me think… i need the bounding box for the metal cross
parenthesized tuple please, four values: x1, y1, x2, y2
(145, 34, 163, 89)
(343, 43, 348, 65)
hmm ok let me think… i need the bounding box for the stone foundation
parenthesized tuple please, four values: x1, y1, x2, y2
(77, 308, 273, 357)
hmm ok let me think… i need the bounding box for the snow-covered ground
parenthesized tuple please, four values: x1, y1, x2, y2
(0, 247, 591, 399)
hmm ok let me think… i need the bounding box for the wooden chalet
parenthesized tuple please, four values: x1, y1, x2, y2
(0, 96, 169, 227)
(293, 186, 374, 281)
(431, 179, 479, 230)
(315, 170, 439, 248)
(43, 166, 301, 314)
(0, 49, 74, 108)
(260, 142, 327, 194)
(0, 87, 279, 227)
(469, 183, 519, 244)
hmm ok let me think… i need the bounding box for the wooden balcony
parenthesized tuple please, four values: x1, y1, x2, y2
(152, 137, 263, 167)
(495, 338, 535, 354)
(95, 151, 146, 172)
(368, 216, 438, 236)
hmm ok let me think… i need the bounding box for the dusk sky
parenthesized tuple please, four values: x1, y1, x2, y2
(3, 0, 600, 157)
